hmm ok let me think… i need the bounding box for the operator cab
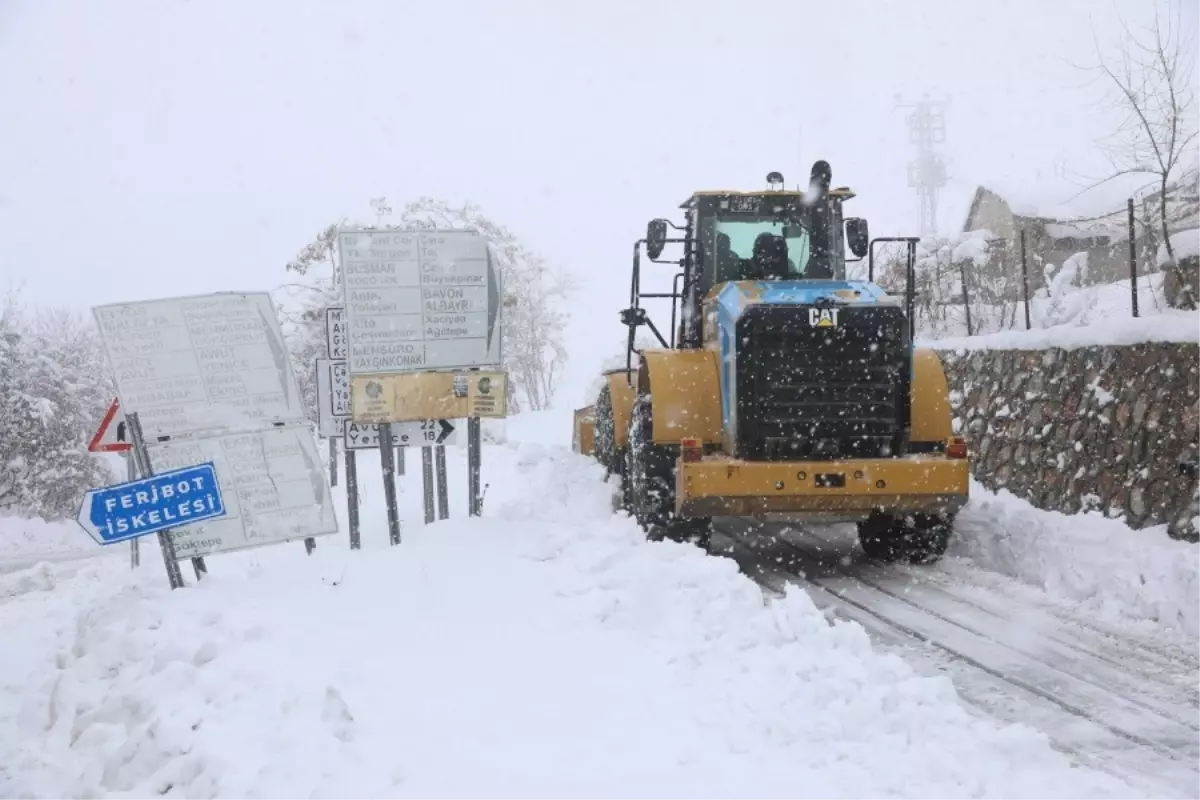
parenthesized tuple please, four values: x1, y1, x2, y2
(645, 162, 872, 303)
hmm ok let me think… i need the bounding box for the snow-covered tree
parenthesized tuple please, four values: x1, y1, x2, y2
(0, 291, 115, 519)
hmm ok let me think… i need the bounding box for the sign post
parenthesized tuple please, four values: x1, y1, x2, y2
(125, 412, 187, 590)
(379, 423, 401, 545)
(468, 416, 482, 516)
(126, 452, 140, 568)
(422, 447, 435, 524)
(345, 447, 361, 550)
(435, 445, 449, 520)
(328, 437, 339, 488)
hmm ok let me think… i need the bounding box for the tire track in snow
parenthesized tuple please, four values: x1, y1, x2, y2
(711, 521, 1200, 799)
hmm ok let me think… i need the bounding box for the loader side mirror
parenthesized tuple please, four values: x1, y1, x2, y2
(646, 219, 668, 260)
(845, 217, 869, 258)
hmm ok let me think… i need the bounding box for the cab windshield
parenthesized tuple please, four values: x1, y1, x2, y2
(714, 217, 811, 283)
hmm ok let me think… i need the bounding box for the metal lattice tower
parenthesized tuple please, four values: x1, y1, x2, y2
(896, 95, 949, 236)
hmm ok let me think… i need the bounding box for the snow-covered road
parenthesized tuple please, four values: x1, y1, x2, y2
(715, 520, 1200, 798)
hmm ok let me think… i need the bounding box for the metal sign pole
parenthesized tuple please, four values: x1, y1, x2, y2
(468, 417, 482, 517)
(959, 264, 974, 336)
(378, 423, 402, 545)
(126, 412, 185, 590)
(1128, 198, 1139, 318)
(1020, 229, 1032, 330)
(329, 436, 339, 488)
(422, 446, 435, 524)
(435, 445, 449, 520)
(345, 447, 361, 550)
(126, 452, 140, 568)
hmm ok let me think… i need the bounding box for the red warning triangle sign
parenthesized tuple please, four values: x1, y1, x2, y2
(88, 398, 132, 453)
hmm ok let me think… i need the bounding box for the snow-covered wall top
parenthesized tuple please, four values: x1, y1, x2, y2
(926, 312, 1199, 352)
(942, 342, 1199, 540)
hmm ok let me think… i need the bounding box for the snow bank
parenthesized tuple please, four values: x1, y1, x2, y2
(1158, 227, 1200, 266)
(0, 513, 94, 560)
(0, 445, 1135, 798)
(928, 309, 1199, 350)
(951, 479, 1199, 639)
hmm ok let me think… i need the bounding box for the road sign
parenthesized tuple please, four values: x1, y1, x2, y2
(145, 427, 338, 559)
(326, 307, 346, 360)
(91, 292, 308, 441)
(315, 358, 348, 438)
(338, 229, 502, 375)
(77, 463, 226, 545)
(330, 362, 350, 415)
(350, 370, 508, 423)
(344, 419, 461, 450)
(88, 398, 132, 453)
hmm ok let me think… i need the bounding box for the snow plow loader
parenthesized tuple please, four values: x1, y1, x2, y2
(577, 161, 969, 563)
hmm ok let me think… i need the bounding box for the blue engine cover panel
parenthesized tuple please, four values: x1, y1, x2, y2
(713, 279, 899, 441)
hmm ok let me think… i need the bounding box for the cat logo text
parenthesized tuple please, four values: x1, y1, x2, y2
(808, 308, 839, 328)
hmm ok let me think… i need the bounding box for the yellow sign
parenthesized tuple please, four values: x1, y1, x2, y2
(350, 371, 508, 423)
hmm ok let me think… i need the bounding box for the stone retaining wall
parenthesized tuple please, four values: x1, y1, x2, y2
(940, 343, 1199, 539)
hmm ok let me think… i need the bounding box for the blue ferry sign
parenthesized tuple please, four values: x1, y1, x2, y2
(77, 463, 226, 545)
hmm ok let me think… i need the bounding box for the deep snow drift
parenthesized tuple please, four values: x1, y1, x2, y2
(0, 442, 1140, 798)
(951, 479, 1199, 639)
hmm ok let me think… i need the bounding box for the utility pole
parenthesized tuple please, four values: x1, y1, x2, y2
(896, 94, 949, 237)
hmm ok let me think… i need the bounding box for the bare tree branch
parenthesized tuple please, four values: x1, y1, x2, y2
(1086, 0, 1198, 308)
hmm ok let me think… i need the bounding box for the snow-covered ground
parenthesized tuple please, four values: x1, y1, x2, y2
(0, 434, 1157, 799)
(0, 514, 98, 563)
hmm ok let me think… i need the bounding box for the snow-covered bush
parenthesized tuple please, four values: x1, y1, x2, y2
(873, 229, 1022, 338)
(1036, 251, 1100, 328)
(0, 293, 115, 519)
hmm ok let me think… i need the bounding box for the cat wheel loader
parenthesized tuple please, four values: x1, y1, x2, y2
(573, 161, 969, 563)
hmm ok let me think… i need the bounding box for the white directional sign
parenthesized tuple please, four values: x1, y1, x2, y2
(330, 362, 350, 415)
(326, 307, 346, 360)
(343, 419, 461, 450)
(91, 292, 307, 441)
(338, 229, 502, 375)
(315, 358, 348, 438)
(146, 427, 338, 559)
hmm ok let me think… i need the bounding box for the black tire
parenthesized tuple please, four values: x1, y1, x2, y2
(594, 385, 616, 474)
(595, 386, 631, 510)
(857, 511, 953, 564)
(627, 395, 712, 550)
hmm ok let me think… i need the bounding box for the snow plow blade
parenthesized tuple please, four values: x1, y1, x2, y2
(675, 454, 969, 522)
(572, 406, 596, 457)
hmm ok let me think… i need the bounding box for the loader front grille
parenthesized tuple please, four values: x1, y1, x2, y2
(734, 304, 910, 461)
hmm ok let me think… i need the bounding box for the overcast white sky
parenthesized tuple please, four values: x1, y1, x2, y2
(1, 0, 1194, 404)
